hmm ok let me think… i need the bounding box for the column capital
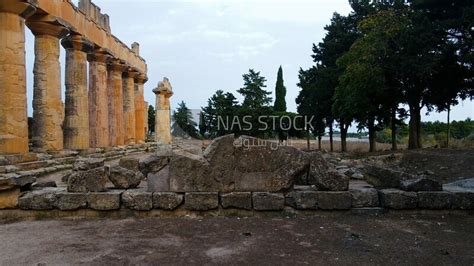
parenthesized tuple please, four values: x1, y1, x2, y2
(153, 77, 173, 97)
(107, 58, 128, 72)
(26, 14, 69, 38)
(61, 34, 94, 53)
(87, 48, 111, 63)
(135, 73, 148, 84)
(0, 0, 36, 18)
(123, 67, 140, 79)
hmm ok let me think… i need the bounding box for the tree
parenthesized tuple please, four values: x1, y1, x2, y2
(274, 66, 287, 112)
(147, 104, 155, 135)
(237, 69, 273, 137)
(201, 90, 238, 138)
(172, 101, 198, 138)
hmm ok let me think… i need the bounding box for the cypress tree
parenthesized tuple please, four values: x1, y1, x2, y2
(274, 66, 287, 112)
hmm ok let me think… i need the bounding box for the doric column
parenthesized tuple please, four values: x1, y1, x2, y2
(107, 59, 126, 146)
(153, 78, 173, 145)
(88, 49, 110, 148)
(144, 100, 149, 138)
(27, 15, 69, 151)
(61, 34, 93, 150)
(134, 73, 148, 144)
(123, 68, 138, 145)
(0, 1, 36, 154)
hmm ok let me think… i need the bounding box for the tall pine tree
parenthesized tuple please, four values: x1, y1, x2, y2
(274, 66, 287, 112)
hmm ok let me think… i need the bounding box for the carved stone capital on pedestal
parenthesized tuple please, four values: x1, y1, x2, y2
(134, 73, 148, 85)
(87, 48, 111, 63)
(0, 0, 37, 18)
(26, 14, 69, 38)
(61, 33, 94, 53)
(153, 77, 174, 98)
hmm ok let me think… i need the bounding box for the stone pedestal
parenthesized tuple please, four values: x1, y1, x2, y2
(27, 15, 69, 151)
(88, 50, 110, 148)
(0, 1, 36, 154)
(62, 34, 93, 150)
(107, 59, 126, 147)
(153, 78, 173, 145)
(123, 69, 137, 145)
(134, 74, 148, 144)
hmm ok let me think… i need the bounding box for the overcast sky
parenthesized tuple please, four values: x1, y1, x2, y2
(25, 0, 473, 126)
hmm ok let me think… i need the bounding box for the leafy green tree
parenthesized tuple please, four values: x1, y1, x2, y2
(147, 104, 155, 135)
(201, 90, 238, 138)
(274, 66, 287, 112)
(172, 101, 198, 138)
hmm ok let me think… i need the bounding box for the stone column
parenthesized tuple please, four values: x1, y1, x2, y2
(107, 59, 126, 147)
(123, 68, 138, 145)
(27, 15, 69, 151)
(88, 49, 110, 148)
(61, 34, 93, 150)
(153, 78, 173, 145)
(0, 1, 36, 154)
(144, 100, 149, 139)
(134, 74, 148, 144)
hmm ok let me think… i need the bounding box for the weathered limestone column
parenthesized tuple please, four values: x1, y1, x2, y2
(88, 49, 110, 148)
(144, 100, 149, 138)
(27, 15, 69, 151)
(123, 68, 138, 145)
(0, 1, 36, 154)
(134, 74, 148, 144)
(61, 34, 93, 150)
(153, 78, 173, 145)
(107, 59, 126, 146)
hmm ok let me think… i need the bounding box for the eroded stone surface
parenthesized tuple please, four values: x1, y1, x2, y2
(73, 158, 105, 171)
(379, 189, 417, 209)
(285, 191, 318, 210)
(220, 192, 252, 210)
(252, 192, 285, 211)
(119, 157, 140, 171)
(417, 192, 452, 209)
(317, 191, 352, 210)
(122, 190, 152, 211)
(54, 192, 87, 210)
(400, 178, 442, 192)
(139, 154, 169, 176)
(18, 188, 61, 210)
(108, 165, 143, 189)
(0, 188, 20, 209)
(184, 192, 218, 211)
(87, 190, 122, 210)
(68, 167, 107, 192)
(152, 192, 183, 210)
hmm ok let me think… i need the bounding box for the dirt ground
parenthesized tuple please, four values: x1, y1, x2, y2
(0, 213, 473, 265)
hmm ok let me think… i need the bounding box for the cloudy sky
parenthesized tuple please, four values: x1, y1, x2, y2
(25, 0, 473, 126)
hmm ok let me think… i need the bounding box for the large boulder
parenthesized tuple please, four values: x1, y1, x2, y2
(119, 157, 140, 171)
(108, 165, 143, 189)
(308, 152, 349, 191)
(139, 154, 169, 176)
(365, 165, 410, 188)
(67, 167, 107, 192)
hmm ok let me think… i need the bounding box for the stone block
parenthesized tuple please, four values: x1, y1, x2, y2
(122, 190, 153, 211)
(400, 178, 442, 192)
(285, 191, 318, 210)
(417, 191, 452, 209)
(0, 187, 20, 209)
(119, 157, 140, 171)
(68, 167, 108, 192)
(252, 192, 285, 211)
(365, 165, 407, 188)
(139, 154, 169, 176)
(220, 192, 252, 210)
(451, 192, 474, 210)
(54, 192, 87, 211)
(379, 189, 417, 209)
(87, 190, 122, 210)
(73, 158, 105, 171)
(316, 191, 352, 210)
(147, 165, 170, 192)
(18, 188, 61, 210)
(184, 192, 219, 211)
(152, 192, 184, 210)
(107, 165, 143, 189)
(350, 188, 379, 208)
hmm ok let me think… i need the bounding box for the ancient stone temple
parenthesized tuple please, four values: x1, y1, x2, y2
(0, 0, 150, 154)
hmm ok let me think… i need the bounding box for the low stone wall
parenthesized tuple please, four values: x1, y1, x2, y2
(10, 185, 474, 214)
